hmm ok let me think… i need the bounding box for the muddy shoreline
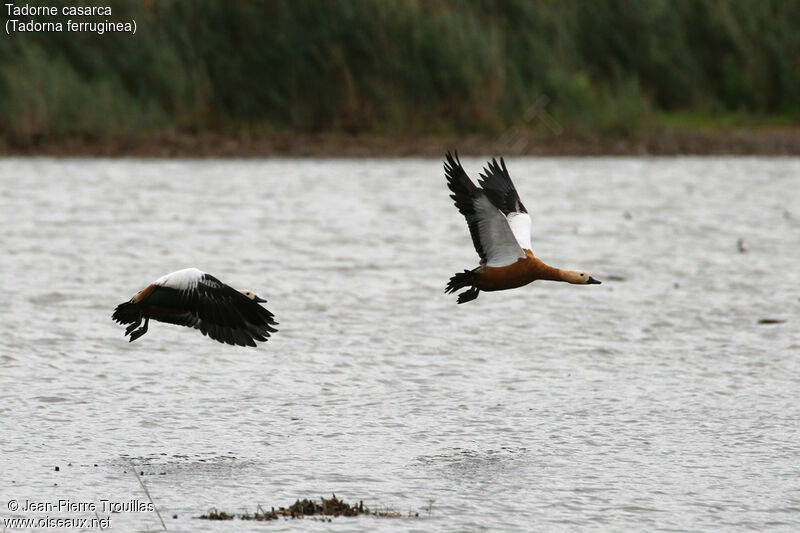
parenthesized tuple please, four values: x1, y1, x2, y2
(2, 128, 799, 158)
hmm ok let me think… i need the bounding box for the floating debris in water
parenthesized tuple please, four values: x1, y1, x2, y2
(757, 318, 786, 325)
(197, 495, 403, 521)
(737, 238, 747, 253)
(199, 509, 235, 520)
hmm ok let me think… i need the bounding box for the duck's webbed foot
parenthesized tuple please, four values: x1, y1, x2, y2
(128, 317, 149, 342)
(124, 317, 142, 336)
(457, 286, 480, 304)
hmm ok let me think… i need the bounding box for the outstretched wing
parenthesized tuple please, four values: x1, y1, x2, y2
(142, 273, 277, 347)
(189, 274, 277, 346)
(478, 157, 532, 252)
(444, 152, 525, 268)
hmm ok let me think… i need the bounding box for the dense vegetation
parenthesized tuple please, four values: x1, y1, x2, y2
(1, 0, 798, 145)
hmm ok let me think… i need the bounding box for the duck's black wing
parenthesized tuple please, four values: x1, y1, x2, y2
(131, 274, 277, 347)
(186, 274, 277, 346)
(477, 157, 527, 215)
(477, 157, 533, 251)
(444, 151, 524, 267)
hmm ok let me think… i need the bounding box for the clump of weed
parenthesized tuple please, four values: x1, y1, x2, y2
(198, 508, 235, 520)
(198, 494, 405, 520)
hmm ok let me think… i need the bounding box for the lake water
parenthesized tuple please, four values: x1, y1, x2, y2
(0, 157, 798, 532)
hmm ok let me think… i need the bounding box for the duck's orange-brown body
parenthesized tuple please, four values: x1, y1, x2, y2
(476, 250, 562, 292)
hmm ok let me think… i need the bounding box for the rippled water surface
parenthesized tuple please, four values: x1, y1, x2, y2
(1, 157, 799, 532)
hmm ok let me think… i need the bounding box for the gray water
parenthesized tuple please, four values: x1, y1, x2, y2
(0, 157, 798, 532)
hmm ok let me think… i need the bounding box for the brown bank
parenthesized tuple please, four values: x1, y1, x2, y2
(2, 128, 800, 158)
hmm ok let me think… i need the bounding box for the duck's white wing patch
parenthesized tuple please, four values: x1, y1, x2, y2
(154, 267, 204, 290)
(473, 195, 526, 267)
(506, 211, 532, 251)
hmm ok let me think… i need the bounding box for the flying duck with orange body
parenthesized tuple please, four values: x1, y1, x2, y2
(112, 268, 277, 346)
(444, 152, 600, 303)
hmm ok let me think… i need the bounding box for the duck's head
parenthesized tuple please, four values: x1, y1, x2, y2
(562, 270, 601, 285)
(239, 290, 267, 303)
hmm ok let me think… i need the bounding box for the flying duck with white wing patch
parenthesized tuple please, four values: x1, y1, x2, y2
(443, 152, 601, 303)
(112, 268, 277, 346)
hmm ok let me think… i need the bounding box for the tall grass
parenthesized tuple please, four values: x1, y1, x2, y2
(1, 0, 798, 144)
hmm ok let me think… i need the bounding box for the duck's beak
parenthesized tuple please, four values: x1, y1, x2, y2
(587, 277, 601, 285)
(254, 295, 267, 303)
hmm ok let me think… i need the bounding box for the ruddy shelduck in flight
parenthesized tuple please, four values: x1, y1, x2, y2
(444, 152, 601, 303)
(112, 268, 277, 346)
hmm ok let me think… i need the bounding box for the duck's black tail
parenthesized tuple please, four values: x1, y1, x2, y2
(112, 301, 140, 325)
(445, 269, 480, 304)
